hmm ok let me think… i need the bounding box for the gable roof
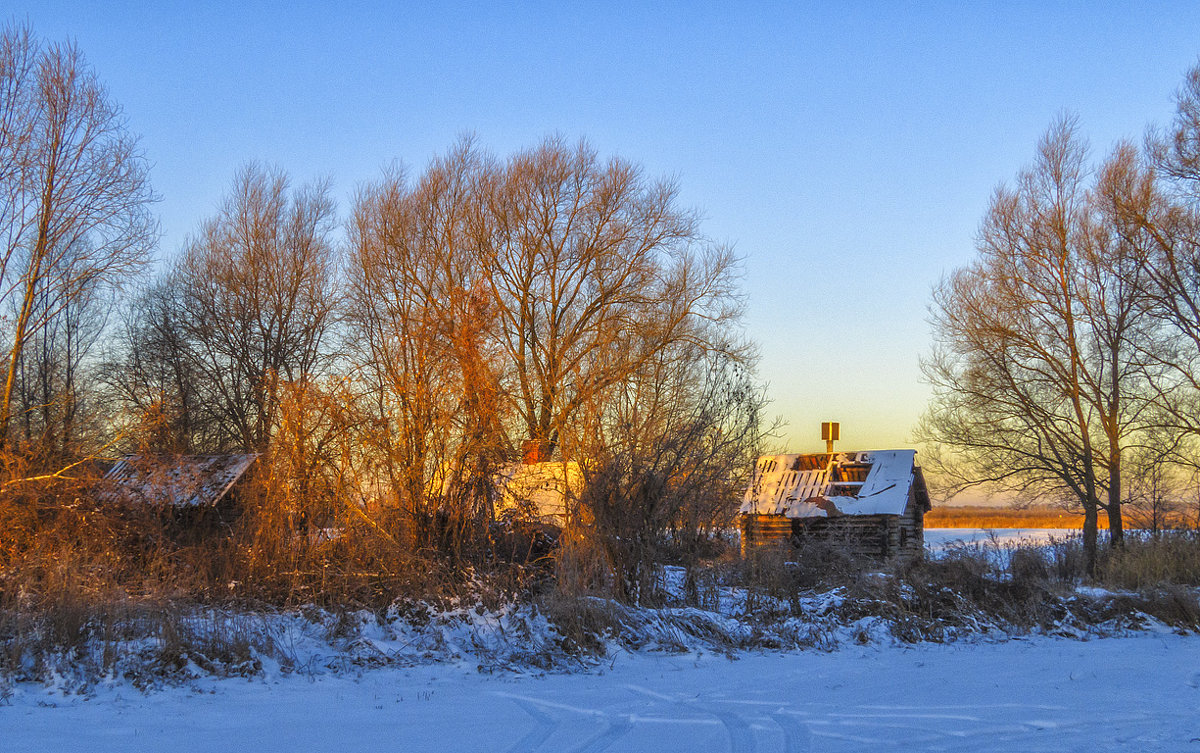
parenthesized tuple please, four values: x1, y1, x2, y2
(739, 450, 931, 518)
(101, 454, 258, 508)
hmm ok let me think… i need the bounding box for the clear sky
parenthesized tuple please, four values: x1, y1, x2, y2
(7, 2, 1200, 455)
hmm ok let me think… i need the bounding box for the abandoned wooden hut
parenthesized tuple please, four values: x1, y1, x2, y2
(100, 453, 258, 534)
(738, 450, 931, 560)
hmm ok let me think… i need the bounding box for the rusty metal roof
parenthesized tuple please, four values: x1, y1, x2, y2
(101, 454, 258, 508)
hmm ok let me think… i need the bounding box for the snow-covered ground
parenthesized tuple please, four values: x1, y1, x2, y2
(924, 527, 1073, 551)
(5, 533, 1195, 751)
(5, 632, 1198, 752)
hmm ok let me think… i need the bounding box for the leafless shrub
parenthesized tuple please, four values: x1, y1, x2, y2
(1009, 547, 1051, 586)
(536, 592, 620, 656)
(571, 352, 764, 605)
(735, 540, 865, 620)
(152, 607, 268, 678)
(1045, 534, 1091, 581)
(551, 527, 615, 600)
(1131, 585, 1200, 628)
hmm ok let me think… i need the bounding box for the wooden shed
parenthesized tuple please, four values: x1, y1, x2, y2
(99, 453, 259, 535)
(738, 450, 932, 560)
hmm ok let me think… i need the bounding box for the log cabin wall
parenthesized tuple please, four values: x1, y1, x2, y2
(739, 490, 926, 562)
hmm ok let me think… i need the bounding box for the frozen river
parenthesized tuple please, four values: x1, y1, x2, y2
(924, 527, 1074, 551)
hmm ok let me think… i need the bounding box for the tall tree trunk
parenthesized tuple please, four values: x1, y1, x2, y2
(1106, 454, 1124, 548)
(1082, 497, 1099, 578)
(2, 111, 60, 448)
(2, 219, 50, 446)
(1105, 349, 1125, 548)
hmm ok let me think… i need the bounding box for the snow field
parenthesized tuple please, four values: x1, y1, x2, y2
(923, 528, 1072, 551)
(5, 633, 1199, 752)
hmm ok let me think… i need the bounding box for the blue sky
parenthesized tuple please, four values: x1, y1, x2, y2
(8, 2, 1200, 453)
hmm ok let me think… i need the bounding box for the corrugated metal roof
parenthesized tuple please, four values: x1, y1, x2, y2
(739, 450, 926, 518)
(100, 454, 258, 508)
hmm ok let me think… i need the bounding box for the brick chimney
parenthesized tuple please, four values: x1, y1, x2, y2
(522, 440, 552, 464)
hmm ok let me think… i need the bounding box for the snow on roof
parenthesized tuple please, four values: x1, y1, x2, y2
(101, 454, 258, 508)
(739, 450, 928, 518)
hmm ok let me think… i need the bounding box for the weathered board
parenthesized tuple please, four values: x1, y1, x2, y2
(738, 449, 931, 562)
(739, 488, 927, 561)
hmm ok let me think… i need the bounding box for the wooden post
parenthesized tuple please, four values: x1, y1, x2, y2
(821, 422, 840, 454)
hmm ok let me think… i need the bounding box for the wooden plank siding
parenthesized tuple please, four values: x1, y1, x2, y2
(739, 487, 927, 562)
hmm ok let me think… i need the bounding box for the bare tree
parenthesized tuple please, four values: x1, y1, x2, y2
(1135, 63, 1200, 470)
(573, 345, 764, 603)
(0, 24, 156, 450)
(1123, 441, 1189, 535)
(106, 276, 211, 453)
(8, 238, 114, 463)
(347, 137, 756, 564)
(1078, 142, 1161, 545)
(0, 24, 38, 291)
(920, 118, 1154, 572)
(482, 137, 743, 457)
(170, 163, 340, 452)
(348, 142, 506, 554)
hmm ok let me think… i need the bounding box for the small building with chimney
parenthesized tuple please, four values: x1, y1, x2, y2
(491, 440, 581, 527)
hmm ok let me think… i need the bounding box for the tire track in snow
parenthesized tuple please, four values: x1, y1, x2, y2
(707, 707, 756, 753)
(770, 712, 813, 753)
(564, 714, 633, 753)
(625, 684, 758, 753)
(496, 693, 632, 753)
(504, 698, 558, 753)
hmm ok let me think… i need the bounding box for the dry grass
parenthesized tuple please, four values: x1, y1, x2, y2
(4, 461, 1200, 688)
(729, 533, 1200, 640)
(1098, 533, 1200, 590)
(926, 505, 1108, 529)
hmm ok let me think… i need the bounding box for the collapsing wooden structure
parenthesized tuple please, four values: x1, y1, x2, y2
(99, 453, 259, 534)
(738, 450, 931, 560)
